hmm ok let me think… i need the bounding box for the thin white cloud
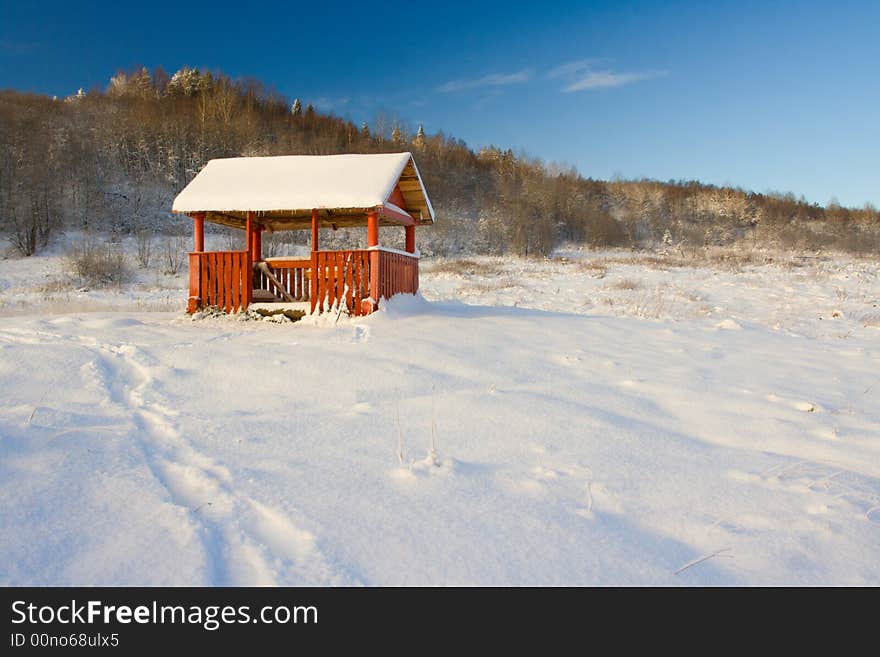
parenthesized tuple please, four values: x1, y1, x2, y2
(549, 59, 666, 92)
(436, 69, 532, 93)
(547, 59, 599, 79)
(564, 70, 666, 92)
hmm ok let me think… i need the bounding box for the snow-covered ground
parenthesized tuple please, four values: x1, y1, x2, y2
(1, 242, 878, 585)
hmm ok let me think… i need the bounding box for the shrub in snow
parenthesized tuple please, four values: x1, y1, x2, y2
(161, 235, 188, 275)
(66, 238, 132, 288)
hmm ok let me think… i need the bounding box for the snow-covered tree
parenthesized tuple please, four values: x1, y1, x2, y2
(165, 67, 204, 97)
(412, 123, 426, 150)
(108, 67, 153, 98)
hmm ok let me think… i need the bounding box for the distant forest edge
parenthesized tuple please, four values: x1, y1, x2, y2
(2, 66, 878, 258)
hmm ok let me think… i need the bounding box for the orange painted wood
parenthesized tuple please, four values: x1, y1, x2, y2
(367, 211, 379, 247)
(405, 225, 415, 253)
(245, 212, 253, 256)
(197, 254, 208, 307)
(210, 252, 218, 307)
(231, 254, 240, 311)
(244, 252, 251, 307)
(345, 253, 353, 311)
(222, 253, 228, 307)
(217, 252, 224, 307)
(388, 185, 406, 209)
(207, 252, 215, 307)
(369, 249, 380, 309)
(184, 251, 250, 312)
(311, 209, 319, 252)
(193, 213, 205, 252)
(379, 204, 416, 225)
(310, 252, 319, 314)
(210, 253, 217, 307)
(277, 249, 418, 316)
(253, 226, 262, 262)
(220, 254, 229, 311)
(328, 253, 337, 310)
(335, 252, 344, 307)
(244, 251, 251, 308)
(187, 253, 199, 313)
(231, 254, 238, 310)
(351, 254, 360, 315)
(229, 258, 233, 313)
(216, 253, 224, 311)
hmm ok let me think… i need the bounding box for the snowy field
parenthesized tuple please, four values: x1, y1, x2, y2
(1, 241, 879, 585)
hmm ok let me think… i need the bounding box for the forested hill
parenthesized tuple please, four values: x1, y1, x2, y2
(1, 66, 877, 257)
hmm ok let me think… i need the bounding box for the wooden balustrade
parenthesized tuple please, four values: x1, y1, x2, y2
(311, 249, 373, 315)
(257, 258, 311, 301)
(188, 248, 418, 316)
(311, 248, 419, 316)
(188, 251, 251, 313)
(376, 250, 419, 299)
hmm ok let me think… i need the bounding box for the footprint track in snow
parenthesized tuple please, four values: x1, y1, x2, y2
(89, 340, 351, 586)
(2, 328, 352, 584)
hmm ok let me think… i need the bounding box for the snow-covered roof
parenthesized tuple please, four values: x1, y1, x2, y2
(172, 152, 434, 230)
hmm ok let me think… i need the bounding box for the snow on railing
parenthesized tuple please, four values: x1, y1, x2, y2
(311, 248, 419, 316)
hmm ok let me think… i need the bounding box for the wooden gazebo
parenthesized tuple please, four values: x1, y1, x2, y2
(172, 152, 434, 316)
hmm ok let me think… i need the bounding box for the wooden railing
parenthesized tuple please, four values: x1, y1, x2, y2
(311, 248, 419, 316)
(257, 258, 311, 301)
(188, 251, 251, 313)
(376, 249, 419, 299)
(311, 250, 373, 316)
(187, 248, 418, 316)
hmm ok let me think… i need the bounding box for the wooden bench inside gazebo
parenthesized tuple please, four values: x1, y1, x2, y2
(171, 152, 434, 316)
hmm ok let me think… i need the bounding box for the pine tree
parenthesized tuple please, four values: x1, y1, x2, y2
(291, 98, 302, 116)
(391, 125, 403, 144)
(129, 67, 154, 98)
(412, 123, 426, 150)
(166, 67, 202, 97)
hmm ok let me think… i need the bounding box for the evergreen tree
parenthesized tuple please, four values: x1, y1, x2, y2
(166, 67, 202, 97)
(412, 123, 426, 150)
(291, 98, 302, 116)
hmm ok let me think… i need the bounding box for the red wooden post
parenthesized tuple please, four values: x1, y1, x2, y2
(310, 251, 318, 314)
(245, 211, 254, 254)
(193, 213, 205, 252)
(187, 253, 200, 313)
(245, 250, 253, 307)
(367, 210, 379, 247)
(310, 210, 319, 311)
(311, 209, 319, 252)
(405, 225, 415, 253)
(252, 224, 262, 262)
(245, 212, 254, 308)
(365, 210, 380, 314)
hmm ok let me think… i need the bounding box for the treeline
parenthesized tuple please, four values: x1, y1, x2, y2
(1, 66, 878, 258)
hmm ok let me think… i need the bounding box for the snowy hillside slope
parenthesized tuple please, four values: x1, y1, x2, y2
(0, 246, 878, 585)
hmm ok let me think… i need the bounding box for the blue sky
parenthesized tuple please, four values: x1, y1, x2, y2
(1, 0, 877, 207)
